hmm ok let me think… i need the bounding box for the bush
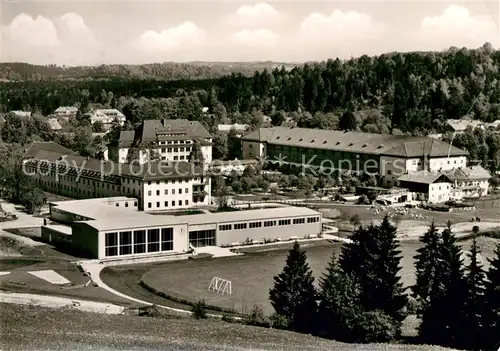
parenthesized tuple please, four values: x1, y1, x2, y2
(191, 300, 208, 319)
(244, 304, 270, 327)
(355, 311, 398, 343)
(221, 314, 237, 323)
(270, 313, 289, 330)
(405, 296, 420, 315)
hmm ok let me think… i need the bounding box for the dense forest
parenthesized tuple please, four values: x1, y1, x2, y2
(1, 43, 499, 137)
(0, 61, 295, 81)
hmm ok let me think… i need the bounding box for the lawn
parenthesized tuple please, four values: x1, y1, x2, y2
(0, 303, 457, 351)
(140, 238, 498, 316)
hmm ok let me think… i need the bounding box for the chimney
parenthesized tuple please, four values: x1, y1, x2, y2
(162, 119, 167, 127)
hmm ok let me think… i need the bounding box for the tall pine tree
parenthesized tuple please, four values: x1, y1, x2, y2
(417, 222, 467, 348)
(485, 244, 500, 349)
(318, 253, 362, 341)
(269, 241, 317, 334)
(188, 140, 205, 166)
(412, 221, 443, 313)
(462, 236, 487, 350)
(339, 215, 407, 337)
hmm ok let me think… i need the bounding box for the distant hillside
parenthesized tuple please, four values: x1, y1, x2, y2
(0, 62, 298, 81)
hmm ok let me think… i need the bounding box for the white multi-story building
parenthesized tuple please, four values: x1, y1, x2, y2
(23, 141, 210, 212)
(53, 106, 78, 120)
(241, 127, 469, 177)
(85, 109, 126, 126)
(108, 119, 212, 166)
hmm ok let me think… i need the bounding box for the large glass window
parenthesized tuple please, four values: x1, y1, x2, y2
(119, 231, 132, 255)
(148, 228, 160, 253)
(161, 228, 174, 251)
(105, 232, 118, 257)
(133, 230, 146, 254)
(189, 229, 216, 248)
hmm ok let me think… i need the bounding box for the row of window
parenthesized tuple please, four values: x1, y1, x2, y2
(218, 216, 321, 231)
(147, 179, 190, 186)
(158, 140, 191, 145)
(147, 188, 189, 196)
(147, 200, 189, 209)
(189, 229, 216, 247)
(104, 228, 174, 257)
(160, 147, 191, 153)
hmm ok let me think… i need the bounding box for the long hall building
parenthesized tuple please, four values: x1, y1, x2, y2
(23, 141, 211, 212)
(241, 127, 469, 176)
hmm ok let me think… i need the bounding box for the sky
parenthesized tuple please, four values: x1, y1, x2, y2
(0, 1, 499, 65)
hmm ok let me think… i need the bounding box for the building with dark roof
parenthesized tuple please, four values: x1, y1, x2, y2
(23, 141, 211, 212)
(107, 119, 212, 165)
(241, 127, 469, 176)
(398, 171, 454, 203)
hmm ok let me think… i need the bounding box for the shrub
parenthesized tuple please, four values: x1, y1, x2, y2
(270, 313, 289, 330)
(405, 296, 420, 315)
(191, 300, 208, 319)
(472, 225, 480, 234)
(221, 314, 237, 323)
(244, 304, 270, 327)
(355, 311, 398, 343)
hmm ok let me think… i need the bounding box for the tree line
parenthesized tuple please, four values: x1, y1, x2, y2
(268, 217, 500, 349)
(1, 43, 499, 136)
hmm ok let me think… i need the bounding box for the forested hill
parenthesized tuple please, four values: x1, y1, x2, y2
(0, 61, 297, 81)
(2, 44, 500, 136)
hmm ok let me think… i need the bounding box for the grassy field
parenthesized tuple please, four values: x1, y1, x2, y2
(139, 237, 498, 316)
(0, 303, 457, 351)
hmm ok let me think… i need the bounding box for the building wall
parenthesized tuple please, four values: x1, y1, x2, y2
(97, 223, 189, 260)
(428, 182, 451, 203)
(380, 156, 409, 176)
(142, 176, 211, 212)
(72, 223, 100, 258)
(41, 226, 71, 246)
(429, 156, 467, 172)
(242, 141, 266, 159)
(216, 214, 322, 246)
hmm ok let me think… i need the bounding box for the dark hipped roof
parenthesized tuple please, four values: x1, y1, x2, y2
(241, 127, 468, 158)
(23, 141, 76, 159)
(25, 149, 206, 181)
(398, 171, 453, 185)
(118, 119, 211, 148)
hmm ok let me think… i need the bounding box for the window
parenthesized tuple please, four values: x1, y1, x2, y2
(105, 232, 118, 257)
(278, 219, 291, 226)
(156, 202, 160, 207)
(148, 181, 151, 185)
(179, 188, 182, 194)
(147, 228, 160, 253)
(134, 202, 138, 207)
(178, 200, 182, 206)
(148, 190, 152, 196)
(180, 147, 184, 152)
(174, 147, 178, 152)
(307, 217, 320, 223)
(161, 228, 174, 251)
(293, 218, 305, 224)
(125, 202, 129, 207)
(185, 188, 189, 193)
(185, 200, 189, 205)
(156, 190, 160, 196)
(148, 202, 152, 208)
(161, 148, 166, 153)
(119, 231, 132, 255)
(172, 189, 175, 195)
(167, 148, 172, 152)
(264, 220, 276, 227)
(156, 181, 160, 185)
(133, 230, 146, 254)
(249, 221, 262, 229)
(174, 156, 178, 160)
(115, 203, 119, 207)
(189, 229, 216, 247)
(219, 224, 232, 231)
(180, 155, 185, 160)
(164, 201, 168, 207)
(234, 223, 247, 230)
(172, 201, 175, 207)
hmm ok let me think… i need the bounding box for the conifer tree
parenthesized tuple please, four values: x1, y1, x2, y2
(462, 236, 487, 350)
(417, 223, 467, 348)
(318, 253, 362, 341)
(412, 221, 442, 311)
(485, 244, 500, 349)
(269, 241, 317, 334)
(339, 215, 407, 336)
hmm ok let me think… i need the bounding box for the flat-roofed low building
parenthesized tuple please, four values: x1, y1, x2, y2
(241, 127, 469, 176)
(43, 198, 322, 260)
